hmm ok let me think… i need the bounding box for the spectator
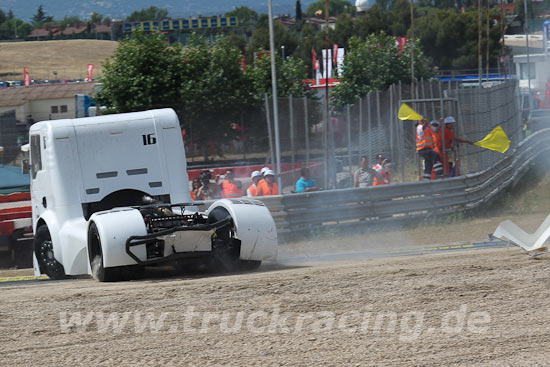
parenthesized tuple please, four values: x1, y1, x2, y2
(191, 177, 202, 200)
(260, 166, 270, 178)
(196, 170, 221, 200)
(372, 154, 391, 186)
(354, 156, 387, 188)
(416, 118, 443, 179)
(247, 170, 262, 197)
(220, 169, 242, 198)
(436, 116, 475, 176)
(296, 167, 319, 193)
(256, 169, 279, 196)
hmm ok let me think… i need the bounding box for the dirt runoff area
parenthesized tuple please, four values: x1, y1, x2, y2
(1, 213, 550, 366)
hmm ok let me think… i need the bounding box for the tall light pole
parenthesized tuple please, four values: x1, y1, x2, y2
(478, 0, 482, 87)
(410, 0, 415, 99)
(524, 0, 531, 108)
(268, 0, 283, 189)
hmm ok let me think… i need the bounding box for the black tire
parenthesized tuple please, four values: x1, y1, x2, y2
(34, 225, 66, 280)
(238, 260, 262, 271)
(208, 207, 261, 272)
(88, 222, 124, 282)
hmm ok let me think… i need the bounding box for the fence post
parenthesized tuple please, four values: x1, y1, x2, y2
(389, 85, 394, 160)
(376, 90, 381, 133)
(289, 95, 295, 181)
(346, 104, 353, 185)
(399, 80, 405, 183)
(429, 79, 436, 118)
(323, 95, 329, 189)
(438, 80, 448, 176)
(240, 112, 246, 161)
(358, 97, 363, 160)
(265, 93, 276, 167)
(367, 92, 372, 166)
(304, 97, 310, 167)
(420, 77, 426, 118)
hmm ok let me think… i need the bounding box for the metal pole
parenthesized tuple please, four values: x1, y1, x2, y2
(410, 0, 415, 99)
(324, 0, 332, 188)
(359, 97, 363, 160)
(376, 90, 381, 132)
(367, 92, 372, 168)
(524, 0, 531, 108)
(390, 85, 394, 159)
(268, 0, 283, 190)
(486, 0, 490, 80)
(501, 0, 507, 80)
(289, 95, 295, 181)
(346, 104, 353, 184)
(478, 0, 483, 87)
(304, 97, 310, 167)
(398, 80, 405, 183)
(265, 93, 276, 167)
(420, 77, 426, 118)
(439, 80, 447, 176)
(429, 79, 435, 119)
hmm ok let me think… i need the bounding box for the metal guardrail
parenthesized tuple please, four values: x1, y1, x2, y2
(202, 129, 550, 235)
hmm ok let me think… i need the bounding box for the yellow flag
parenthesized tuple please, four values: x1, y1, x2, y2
(474, 125, 511, 153)
(398, 103, 423, 121)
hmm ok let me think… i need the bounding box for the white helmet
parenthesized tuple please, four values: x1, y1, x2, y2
(444, 116, 456, 124)
(250, 170, 261, 179)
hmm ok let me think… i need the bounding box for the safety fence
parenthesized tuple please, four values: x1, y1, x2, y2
(201, 128, 550, 236)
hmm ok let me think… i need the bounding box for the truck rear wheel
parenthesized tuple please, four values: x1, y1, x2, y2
(34, 225, 66, 280)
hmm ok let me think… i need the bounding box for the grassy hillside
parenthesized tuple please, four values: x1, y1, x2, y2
(0, 40, 118, 80)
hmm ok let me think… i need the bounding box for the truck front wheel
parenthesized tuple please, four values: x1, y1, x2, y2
(88, 222, 122, 282)
(34, 225, 66, 280)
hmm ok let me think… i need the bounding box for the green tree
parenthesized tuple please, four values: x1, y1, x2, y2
(248, 21, 299, 60)
(415, 8, 501, 71)
(225, 6, 259, 31)
(32, 5, 53, 28)
(90, 12, 103, 24)
(332, 33, 433, 108)
(354, 4, 390, 38)
(179, 35, 256, 158)
(305, 0, 356, 17)
(98, 31, 185, 112)
(296, 0, 303, 20)
(126, 6, 168, 22)
(247, 52, 311, 100)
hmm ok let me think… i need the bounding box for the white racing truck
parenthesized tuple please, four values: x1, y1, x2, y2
(29, 109, 277, 281)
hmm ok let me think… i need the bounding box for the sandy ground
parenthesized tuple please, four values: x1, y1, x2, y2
(1, 211, 550, 366)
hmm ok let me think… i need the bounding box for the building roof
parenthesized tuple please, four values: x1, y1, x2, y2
(62, 25, 88, 35)
(0, 83, 97, 107)
(93, 24, 111, 33)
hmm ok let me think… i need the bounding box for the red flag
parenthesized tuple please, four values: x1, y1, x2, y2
(312, 48, 320, 70)
(397, 37, 407, 54)
(87, 64, 94, 81)
(24, 67, 30, 86)
(241, 55, 246, 72)
(333, 44, 338, 65)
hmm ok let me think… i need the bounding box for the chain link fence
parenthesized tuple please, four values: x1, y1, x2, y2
(255, 79, 522, 191)
(0, 79, 521, 194)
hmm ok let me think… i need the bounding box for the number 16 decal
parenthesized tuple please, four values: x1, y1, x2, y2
(142, 133, 156, 145)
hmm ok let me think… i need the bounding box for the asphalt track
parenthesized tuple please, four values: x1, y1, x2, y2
(0, 240, 509, 287)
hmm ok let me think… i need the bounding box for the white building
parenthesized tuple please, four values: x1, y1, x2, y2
(0, 83, 97, 123)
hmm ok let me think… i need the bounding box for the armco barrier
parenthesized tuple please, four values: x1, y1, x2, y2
(201, 129, 550, 235)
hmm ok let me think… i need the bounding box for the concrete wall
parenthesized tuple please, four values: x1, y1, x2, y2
(28, 97, 75, 122)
